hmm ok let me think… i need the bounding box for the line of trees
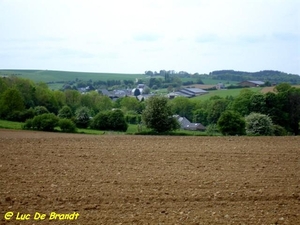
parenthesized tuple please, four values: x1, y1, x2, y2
(0, 76, 299, 135)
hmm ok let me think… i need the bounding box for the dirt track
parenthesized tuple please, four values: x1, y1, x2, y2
(0, 129, 299, 224)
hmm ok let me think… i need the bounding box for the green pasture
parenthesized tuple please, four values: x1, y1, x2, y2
(190, 87, 263, 102)
(169, 76, 237, 85)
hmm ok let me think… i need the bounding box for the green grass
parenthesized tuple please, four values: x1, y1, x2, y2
(0, 120, 24, 130)
(199, 77, 236, 85)
(0, 70, 145, 83)
(190, 87, 262, 102)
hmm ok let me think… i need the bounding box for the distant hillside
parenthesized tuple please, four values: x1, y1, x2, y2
(0, 69, 145, 90)
(209, 70, 300, 84)
(0, 70, 144, 83)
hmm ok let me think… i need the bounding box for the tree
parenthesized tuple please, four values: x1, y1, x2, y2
(134, 88, 141, 96)
(142, 96, 179, 133)
(75, 107, 90, 128)
(217, 110, 245, 135)
(284, 87, 300, 135)
(249, 93, 266, 113)
(0, 88, 25, 119)
(245, 113, 274, 136)
(229, 89, 255, 116)
(64, 89, 81, 111)
(34, 106, 49, 115)
(170, 97, 195, 121)
(143, 87, 151, 94)
(206, 97, 229, 124)
(193, 108, 208, 125)
(274, 83, 292, 93)
(120, 97, 140, 112)
(58, 105, 73, 119)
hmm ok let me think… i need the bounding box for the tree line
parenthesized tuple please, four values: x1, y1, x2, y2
(209, 70, 300, 84)
(0, 76, 299, 135)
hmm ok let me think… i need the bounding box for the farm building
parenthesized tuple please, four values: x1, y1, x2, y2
(174, 115, 206, 131)
(238, 80, 265, 87)
(168, 88, 208, 98)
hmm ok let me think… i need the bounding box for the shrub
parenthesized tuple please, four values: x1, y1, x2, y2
(272, 124, 287, 136)
(24, 113, 59, 131)
(245, 113, 273, 136)
(75, 107, 90, 128)
(217, 110, 245, 135)
(23, 118, 33, 130)
(90, 110, 128, 132)
(205, 124, 218, 136)
(90, 111, 110, 130)
(109, 109, 128, 132)
(58, 118, 77, 133)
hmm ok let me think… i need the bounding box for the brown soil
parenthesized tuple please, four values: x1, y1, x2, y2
(0, 129, 299, 224)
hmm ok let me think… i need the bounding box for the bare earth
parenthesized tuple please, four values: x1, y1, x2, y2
(0, 129, 299, 225)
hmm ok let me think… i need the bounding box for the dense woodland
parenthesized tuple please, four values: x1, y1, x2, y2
(0, 76, 299, 135)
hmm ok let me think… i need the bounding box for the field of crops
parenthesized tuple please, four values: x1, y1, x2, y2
(0, 129, 299, 224)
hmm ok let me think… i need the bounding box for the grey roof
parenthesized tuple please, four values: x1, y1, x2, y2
(183, 88, 208, 93)
(174, 115, 206, 131)
(247, 80, 265, 85)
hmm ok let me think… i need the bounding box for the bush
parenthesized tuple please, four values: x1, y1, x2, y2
(58, 118, 77, 133)
(90, 111, 110, 130)
(217, 110, 245, 135)
(24, 113, 59, 131)
(90, 110, 128, 132)
(205, 124, 219, 136)
(272, 124, 287, 136)
(109, 109, 128, 132)
(23, 118, 33, 130)
(75, 107, 90, 128)
(245, 113, 274, 136)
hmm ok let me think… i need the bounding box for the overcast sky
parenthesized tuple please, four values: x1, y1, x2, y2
(0, 0, 299, 75)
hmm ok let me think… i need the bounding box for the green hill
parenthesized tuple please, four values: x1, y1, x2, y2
(0, 69, 144, 83)
(209, 70, 300, 84)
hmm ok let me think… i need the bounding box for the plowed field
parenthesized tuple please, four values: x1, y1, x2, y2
(0, 129, 299, 224)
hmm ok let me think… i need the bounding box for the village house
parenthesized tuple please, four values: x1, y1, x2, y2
(174, 115, 206, 131)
